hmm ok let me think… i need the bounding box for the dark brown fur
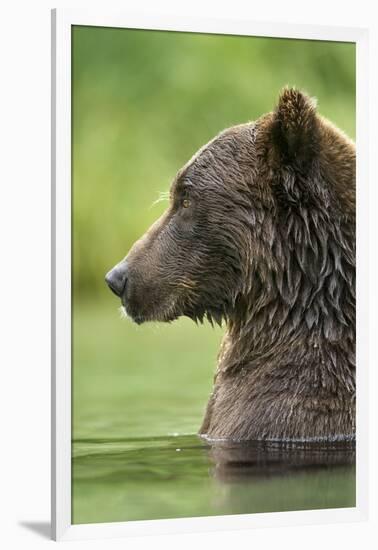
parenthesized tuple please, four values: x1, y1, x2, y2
(106, 88, 356, 442)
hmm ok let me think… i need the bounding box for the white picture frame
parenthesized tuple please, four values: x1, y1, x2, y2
(51, 8, 369, 541)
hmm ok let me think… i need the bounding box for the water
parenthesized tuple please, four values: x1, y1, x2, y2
(72, 434, 355, 524)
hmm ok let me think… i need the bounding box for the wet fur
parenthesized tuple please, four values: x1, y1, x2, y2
(113, 88, 355, 442)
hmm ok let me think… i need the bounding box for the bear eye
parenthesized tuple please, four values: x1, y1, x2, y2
(182, 198, 191, 208)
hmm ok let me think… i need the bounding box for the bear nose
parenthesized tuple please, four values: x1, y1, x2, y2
(105, 261, 128, 297)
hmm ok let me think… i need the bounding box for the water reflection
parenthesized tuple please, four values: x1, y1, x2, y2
(206, 438, 355, 483)
(72, 434, 355, 524)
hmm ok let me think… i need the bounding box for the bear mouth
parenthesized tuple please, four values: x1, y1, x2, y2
(119, 303, 145, 324)
(119, 302, 180, 325)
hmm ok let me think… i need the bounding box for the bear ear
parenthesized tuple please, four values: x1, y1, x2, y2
(271, 87, 319, 169)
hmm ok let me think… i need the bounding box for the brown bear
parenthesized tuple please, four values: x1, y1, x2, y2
(106, 88, 355, 442)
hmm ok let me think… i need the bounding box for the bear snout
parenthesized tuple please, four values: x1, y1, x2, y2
(105, 261, 129, 298)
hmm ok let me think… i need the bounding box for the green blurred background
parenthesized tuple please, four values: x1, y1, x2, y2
(72, 23, 356, 445)
(72, 27, 355, 523)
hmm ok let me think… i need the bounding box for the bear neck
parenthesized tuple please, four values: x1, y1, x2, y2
(221, 213, 355, 373)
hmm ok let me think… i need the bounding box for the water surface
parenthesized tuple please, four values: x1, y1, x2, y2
(72, 434, 355, 524)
